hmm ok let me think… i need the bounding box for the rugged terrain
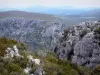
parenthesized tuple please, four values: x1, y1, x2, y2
(0, 18, 65, 50)
(54, 20, 100, 68)
(0, 11, 57, 21)
(0, 37, 99, 75)
(0, 11, 100, 73)
(0, 17, 100, 75)
(0, 11, 100, 51)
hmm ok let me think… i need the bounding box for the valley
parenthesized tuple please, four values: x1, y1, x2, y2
(0, 7, 100, 75)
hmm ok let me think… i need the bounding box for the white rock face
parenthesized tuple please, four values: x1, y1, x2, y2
(0, 18, 66, 50)
(4, 45, 22, 59)
(55, 21, 100, 68)
(6, 47, 14, 58)
(13, 45, 21, 57)
(27, 55, 34, 62)
(33, 59, 41, 65)
(24, 67, 32, 74)
(27, 55, 40, 65)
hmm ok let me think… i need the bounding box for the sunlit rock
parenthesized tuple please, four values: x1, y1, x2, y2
(27, 55, 40, 65)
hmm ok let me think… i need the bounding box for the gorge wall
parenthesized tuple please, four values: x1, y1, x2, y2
(54, 20, 100, 68)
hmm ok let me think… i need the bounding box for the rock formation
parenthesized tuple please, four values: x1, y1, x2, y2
(0, 18, 65, 50)
(54, 20, 100, 68)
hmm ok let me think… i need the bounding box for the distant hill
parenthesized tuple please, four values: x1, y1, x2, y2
(65, 9, 100, 17)
(0, 11, 57, 21)
(0, 6, 93, 16)
(81, 9, 100, 17)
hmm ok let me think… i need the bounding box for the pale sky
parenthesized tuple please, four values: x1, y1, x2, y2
(0, 0, 100, 8)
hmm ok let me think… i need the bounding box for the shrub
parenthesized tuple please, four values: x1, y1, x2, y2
(0, 37, 27, 57)
(31, 64, 38, 73)
(57, 59, 74, 75)
(6, 63, 21, 72)
(0, 37, 18, 56)
(63, 29, 69, 37)
(70, 69, 79, 75)
(94, 27, 100, 34)
(0, 37, 95, 75)
(13, 57, 28, 68)
(0, 62, 8, 75)
(17, 42, 27, 51)
(43, 52, 81, 75)
(94, 27, 100, 46)
(92, 65, 100, 75)
(72, 64, 91, 75)
(43, 62, 60, 75)
(80, 29, 87, 39)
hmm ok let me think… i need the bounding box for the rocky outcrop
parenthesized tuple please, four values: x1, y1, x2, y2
(72, 32, 100, 68)
(4, 45, 43, 75)
(4, 45, 22, 58)
(54, 20, 100, 68)
(27, 55, 40, 65)
(0, 18, 65, 50)
(34, 67, 45, 75)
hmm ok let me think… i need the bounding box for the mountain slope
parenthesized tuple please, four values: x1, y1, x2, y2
(0, 11, 57, 21)
(54, 20, 100, 68)
(0, 18, 65, 50)
(0, 37, 98, 75)
(65, 9, 100, 17)
(81, 9, 100, 17)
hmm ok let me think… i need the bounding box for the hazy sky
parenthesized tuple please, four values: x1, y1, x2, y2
(0, 0, 100, 8)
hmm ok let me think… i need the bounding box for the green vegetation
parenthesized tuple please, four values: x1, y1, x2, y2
(62, 29, 69, 41)
(0, 37, 18, 56)
(63, 29, 69, 37)
(92, 65, 100, 75)
(0, 37, 100, 75)
(94, 27, 100, 35)
(80, 29, 87, 38)
(42, 52, 92, 75)
(94, 27, 100, 46)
